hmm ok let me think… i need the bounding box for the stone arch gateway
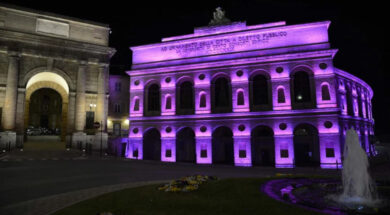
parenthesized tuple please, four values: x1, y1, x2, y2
(0, 5, 115, 149)
(24, 72, 70, 141)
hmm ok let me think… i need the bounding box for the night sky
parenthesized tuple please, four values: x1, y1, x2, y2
(1, 0, 388, 138)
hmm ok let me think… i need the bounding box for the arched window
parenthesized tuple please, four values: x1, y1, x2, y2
(133, 97, 139, 111)
(237, 90, 244, 106)
(145, 83, 160, 116)
(291, 71, 315, 109)
(252, 75, 269, 105)
(177, 81, 194, 115)
(211, 77, 232, 113)
(277, 88, 285, 103)
(346, 86, 354, 116)
(199, 93, 206, 108)
(321, 84, 331, 101)
(165, 96, 172, 110)
(250, 74, 271, 111)
(357, 93, 363, 118)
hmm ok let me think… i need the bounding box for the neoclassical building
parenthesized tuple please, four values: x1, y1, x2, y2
(0, 5, 115, 149)
(126, 18, 374, 168)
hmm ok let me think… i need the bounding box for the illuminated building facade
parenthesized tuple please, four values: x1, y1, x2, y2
(107, 74, 130, 137)
(0, 5, 115, 149)
(126, 19, 374, 168)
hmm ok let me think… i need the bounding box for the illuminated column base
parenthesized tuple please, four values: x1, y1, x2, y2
(234, 136, 251, 167)
(127, 137, 142, 160)
(196, 136, 212, 164)
(274, 135, 294, 168)
(0, 131, 17, 150)
(71, 132, 86, 149)
(161, 137, 176, 162)
(319, 133, 342, 169)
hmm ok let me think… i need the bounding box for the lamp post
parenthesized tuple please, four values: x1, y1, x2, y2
(89, 103, 96, 110)
(100, 120, 103, 157)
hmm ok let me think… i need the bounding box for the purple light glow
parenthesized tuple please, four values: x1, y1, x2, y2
(233, 136, 252, 166)
(161, 138, 176, 162)
(196, 137, 212, 164)
(125, 20, 374, 168)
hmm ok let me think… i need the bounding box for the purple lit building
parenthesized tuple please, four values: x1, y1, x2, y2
(126, 18, 374, 168)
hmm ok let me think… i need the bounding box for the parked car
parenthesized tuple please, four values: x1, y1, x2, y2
(26, 127, 41, 136)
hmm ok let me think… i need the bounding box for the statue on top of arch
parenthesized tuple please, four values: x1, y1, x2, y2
(209, 7, 231, 26)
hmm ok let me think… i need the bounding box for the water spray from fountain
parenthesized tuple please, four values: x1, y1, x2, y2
(336, 128, 379, 207)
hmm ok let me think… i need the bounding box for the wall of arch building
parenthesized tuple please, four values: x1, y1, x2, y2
(0, 5, 114, 149)
(127, 21, 374, 168)
(127, 60, 374, 168)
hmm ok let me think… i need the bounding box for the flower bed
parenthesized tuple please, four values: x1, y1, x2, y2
(158, 175, 218, 192)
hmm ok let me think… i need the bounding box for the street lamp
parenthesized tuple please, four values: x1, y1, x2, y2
(89, 103, 96, 110)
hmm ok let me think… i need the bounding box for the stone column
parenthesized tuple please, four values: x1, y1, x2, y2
(96, 65, 107, 130)
(318, 133, 342, 169)
(231, 81, 249, 113)
(161, 137, 175, 162)
(233, 136, 251, 167)
(274, 135, 294, 168)
(74, 63, 86, 131)
(2, 52, 20, 130)
(15, 89, 26, 147)
(195, 136, 212, 164)
(194, 74, 211, 114)
(161, 88, 175, 116)
(272, 79, 291, 110)
(127, 137, 142, 159)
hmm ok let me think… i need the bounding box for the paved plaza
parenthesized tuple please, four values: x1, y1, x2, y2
(1, 140, 389, 215)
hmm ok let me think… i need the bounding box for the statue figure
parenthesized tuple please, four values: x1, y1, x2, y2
(209, 7, 231, 26)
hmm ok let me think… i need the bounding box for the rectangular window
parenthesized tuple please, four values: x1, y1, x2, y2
(113, 123, 121, 136)
(133, 149, 138, 158)
(114, 104, 121, 113)
(326, 148, 335, 158)
(200, 149, 207, 158)
(239, 150, 246, 158)
(165, 149, 172, 158)
(85, 111, 95, 129)
(115, 82, 121, 92)
(280, 149, 289, 158)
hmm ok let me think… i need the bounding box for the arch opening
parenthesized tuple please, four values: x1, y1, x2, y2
(251, 126, 275, 166)
(211, 77, 232, 113)
(293, 123, 320, 167)
(143, 128, 161, 160)
(144, 83, 161, 116)
(212, 126, 234, 164)
(24, 72, 69, 142)
(250, 74, 272, 111)
(176, 127, 196, 163)
(176, 81, 194, 115)
(291, 71, 316, 109)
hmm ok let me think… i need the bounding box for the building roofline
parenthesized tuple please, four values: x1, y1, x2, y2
(0, 3, 110, 29)
(334, 68, 374, 98)
(130, 20, 331, 51)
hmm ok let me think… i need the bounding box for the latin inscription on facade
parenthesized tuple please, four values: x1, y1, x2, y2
(132, 22, 329, 64)
(161, 31, 287, 55)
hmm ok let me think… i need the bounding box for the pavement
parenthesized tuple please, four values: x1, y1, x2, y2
(0, 138, 389, 215)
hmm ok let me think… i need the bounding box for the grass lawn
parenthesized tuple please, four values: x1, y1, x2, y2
(53, 177, 323, 215)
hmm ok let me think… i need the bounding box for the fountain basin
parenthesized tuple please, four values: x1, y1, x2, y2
(261, 178, 389, 215)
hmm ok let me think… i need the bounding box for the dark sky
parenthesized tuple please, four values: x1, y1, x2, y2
(1, 0, 388, 137)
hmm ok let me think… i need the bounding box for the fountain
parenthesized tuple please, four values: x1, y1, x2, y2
(334, 129, 379, 207)
(261, 129, 389, 214)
